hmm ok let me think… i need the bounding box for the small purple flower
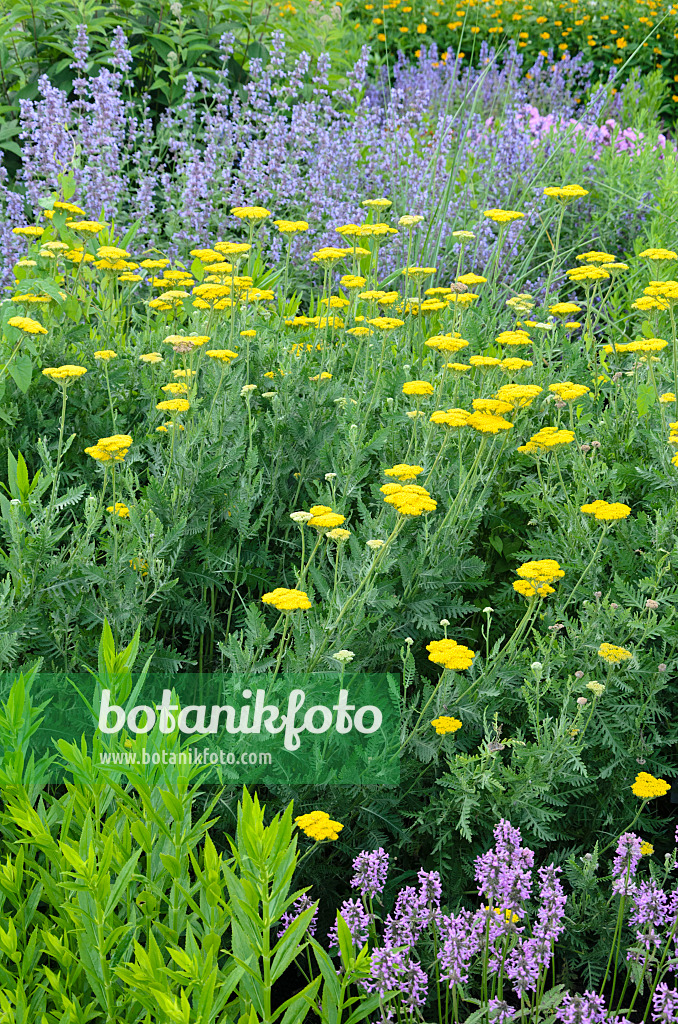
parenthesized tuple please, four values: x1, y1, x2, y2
(111, 27, 133, 74)
(277, 893, 318, 940)
(652, 983, 678, 1023)
(71, 24, 90, 73)
(352, 848, 389, 898)
(555, 990, 607, 1023)
(364, 947, 428, 1015)
(437, 908, 484, 986)
(489, 998, 518, 1023)
(474, 819, 534, 912)
(327, 898, 370, 950)
(627, 879, 670, 964)
(612, 833, 643, 896)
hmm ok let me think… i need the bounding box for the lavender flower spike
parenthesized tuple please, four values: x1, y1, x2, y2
(352, 848, 389, 898)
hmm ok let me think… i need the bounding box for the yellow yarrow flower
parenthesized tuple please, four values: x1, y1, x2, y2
(107, 502, 130, 518)
(581, 500, 631, 521)
(42, 365, 87, 382)
(516, 559, 565, 584)
(431, 716, 462, 735)
(543, 184, 589, 200)
(631, 772, 671, 799)
(426, 638, 476, 671)
(430, 408, 471, 427)
(382, 483, 437, 516)
(549, 382, 590, 401)
(403, 380, 434, 396)
(638, 248, 677, 261)
(575, 251, 616, 264)
(598, 642, 633, 664)
(9, 315, 47, 335)
(261, 587, 312, 611)
(484, 209, 525, 223)
(231, 205, 270, 220)
(156, 399, 190, 412)
(294, 810, 343, 840)
(466, 412, 513, 434)
(384, 464, 424, 481)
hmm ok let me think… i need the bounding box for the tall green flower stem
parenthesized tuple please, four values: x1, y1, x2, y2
(600, 853, 635, 1001)
(168, 420, 178, 476)
(399, 665, 456, 753)
(542, 200, 567, 311)
(281, 233, 293, 310)
(641, 912, 678, 1022)
(101, 361, 117, 431)
(427, 434, 488, 549)
(308, 517, 406, 669)
(495, 594, 544, 672)
(487, 223, 509, 310)
(109, 464, 118, 561)
(646, 355, 667, 441)
(271, 613, 292, 684)
(298, 532, 325, 589)
(45, 382, 69, 533)
(560, 521, 609, 615)
(669, 304, 678, 422)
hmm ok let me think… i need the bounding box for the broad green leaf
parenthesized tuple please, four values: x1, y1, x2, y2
(7, 354, 32, 394)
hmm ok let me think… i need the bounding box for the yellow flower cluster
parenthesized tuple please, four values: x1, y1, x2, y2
(261, 587, 312, 611)
(466, 412, 513, 434)
(426, 638, 476, 671)
(403, 380, 434, 396)
(107, 502, 130, 518)
(295, 810, 344, 841)
(156, 399, 190, 413)
(495, 384, 542, 408)
(231, 205, 270, 220)
(496, 330, 531, 347)
(576, 251, 616, 264)
(518, 427, 575, 453)
(638, 248, 677, 261)
(631, 772, 671, 799)
(472, 399, 513, 416)
(581, 500, 631, 521)
(567, 266, 610, 283)
(273, 219, 309, 234)
(549, 382, 590, 401)
(84, 433, 133, 462)
(514, 559, 565, 600)
(42, 364, 87, 382)
(598, 643, 633, 664)
(384, 464, 424, 481)
(307, 504, 346, 529)
(381, 483, 437, 516)
(484, 209, 525, 223)
(425, 334, 468, 353)
(9, 315, 48, 335)
(543, 184, 589, 200)
(518, 559, 564, 581)
(549, 302, 582, 316)
(430, 408, 471, 428)
(431, 716, 462, 735)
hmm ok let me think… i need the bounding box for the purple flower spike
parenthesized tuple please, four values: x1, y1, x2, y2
(352, 848, 389, 898)
(327, 898, 370, 950)
(555, 990, 607, 1023)
(652, 983, 678, 1023)
(277, 893, 318, 940)
(612, 833, 643, 896)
